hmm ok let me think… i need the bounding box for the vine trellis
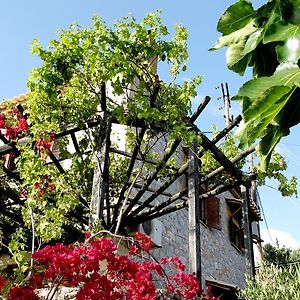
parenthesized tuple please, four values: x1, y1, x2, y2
(0, 90, 256, 236)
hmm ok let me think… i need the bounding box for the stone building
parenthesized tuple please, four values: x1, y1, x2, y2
(131, 140, 262, 299)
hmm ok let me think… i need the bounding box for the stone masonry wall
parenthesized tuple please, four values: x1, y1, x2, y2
(200, 191, 247, 288)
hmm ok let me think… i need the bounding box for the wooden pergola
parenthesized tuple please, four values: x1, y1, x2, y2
(0, 90, 258, 278)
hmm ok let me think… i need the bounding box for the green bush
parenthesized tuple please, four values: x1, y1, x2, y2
(238, 264, 300, 300)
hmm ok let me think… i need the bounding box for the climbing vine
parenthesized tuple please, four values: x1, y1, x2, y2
(0, 12, 203, 249)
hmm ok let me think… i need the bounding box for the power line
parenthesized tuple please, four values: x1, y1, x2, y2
(257, 189, 275, 245)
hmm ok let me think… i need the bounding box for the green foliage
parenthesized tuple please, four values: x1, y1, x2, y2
(238, 264, 300, 300)
(199, 127, 297, 197)
(256, 152, 297, 197)
(263, 242, 300, 266)
(263, 242, 290, 265)
(27, 13, 200, 136)
(213, 0, 300, 170)
(6, 12, 203, 244)
(8, 229, 29, 281)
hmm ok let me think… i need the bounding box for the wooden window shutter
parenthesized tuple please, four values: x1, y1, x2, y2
(205, 197, 221, 229)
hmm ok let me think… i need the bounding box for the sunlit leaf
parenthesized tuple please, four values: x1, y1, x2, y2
(210, 21, 257, 50)
(276, 38, 300, 63)
(258, 124, 290, 171)
(236, 67, 300, 100)
(217, 0, 255, 35)
(264, 22, 300, 43)
(226, 40, 252, 75)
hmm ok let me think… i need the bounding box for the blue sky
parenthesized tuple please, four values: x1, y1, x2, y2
(1, 0, 299, 249)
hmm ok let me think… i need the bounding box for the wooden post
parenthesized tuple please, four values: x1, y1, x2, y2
(188, 144, 202, 283)
(90, 113, 112, 228)
(221, 82, 231, 127)
(241, 186, 255, 277)
(248, 153, 263, 267)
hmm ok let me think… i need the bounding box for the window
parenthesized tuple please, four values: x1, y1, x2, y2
(206, 280, 238, 300)
(226, 198, 244, 252)
(202, 196, 221, 230)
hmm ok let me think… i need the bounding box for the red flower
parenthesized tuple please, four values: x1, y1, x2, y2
(84, 232, 91, 239)
(134, 232, 152, 252)
(5, 127, 18, 139)
(129, 244, 139, 255)
(0, 113, 5, 128)
(8, 108, 22, 117)
(28, 237, 203, 300)
(0, 275, 6, 294)
(36, 137, 53, 153)
(34, 182, 41, 189)
(8, 286, 39, 300)
(16, 118, 28, 132)
(49, 132, 55, 142)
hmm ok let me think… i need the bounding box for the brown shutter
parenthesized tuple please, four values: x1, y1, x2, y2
(205, 197, 221, 229)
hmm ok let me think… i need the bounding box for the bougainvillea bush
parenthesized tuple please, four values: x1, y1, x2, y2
(0, 233, 218, 300)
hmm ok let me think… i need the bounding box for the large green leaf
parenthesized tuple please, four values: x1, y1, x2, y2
(264, 22, 300, 63)
(237, 86, 292, 149)
(258, 124, 289, 171)
(276, 87, 300, 129)
(244, 87, 293, 143)
(226, 40, 252, 75)
(236, 120, 250, 150)
(277, 39, 300, 64)
(217, 0, 255, 35)
(264, 22, 300, 43)
(243, 85, 291, 123)
(242, 28, 264, 56)
(211, 21, 257, 50)
(236, 67, 300, 99)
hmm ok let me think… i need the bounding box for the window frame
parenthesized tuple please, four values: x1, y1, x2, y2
(226, 198, 245, 252)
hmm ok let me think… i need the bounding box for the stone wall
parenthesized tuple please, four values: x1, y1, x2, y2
(200, 191, 247, 288)
(151, 190, 248, 289)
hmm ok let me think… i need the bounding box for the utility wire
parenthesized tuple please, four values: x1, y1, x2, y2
(257, 188, 275, 245)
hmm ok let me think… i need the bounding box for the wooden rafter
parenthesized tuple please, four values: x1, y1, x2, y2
(111, 127, 147, 227)
(0, 94, 255, 233)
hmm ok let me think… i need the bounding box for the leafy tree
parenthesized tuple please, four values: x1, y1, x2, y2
(0, 13, 225, 298)
(0, 12, 201, 243)
(263, 242, 292, 266)
(263, 242, 300, 266)
(240, 242, 300, 299)
(212, 0, 300, 170)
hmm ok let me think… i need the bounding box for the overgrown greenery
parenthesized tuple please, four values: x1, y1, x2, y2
(239, 242, 300, 299)
(212, 0, 300, 170)
(0, 12, 204, 264)
(238, 264, 300, 300)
